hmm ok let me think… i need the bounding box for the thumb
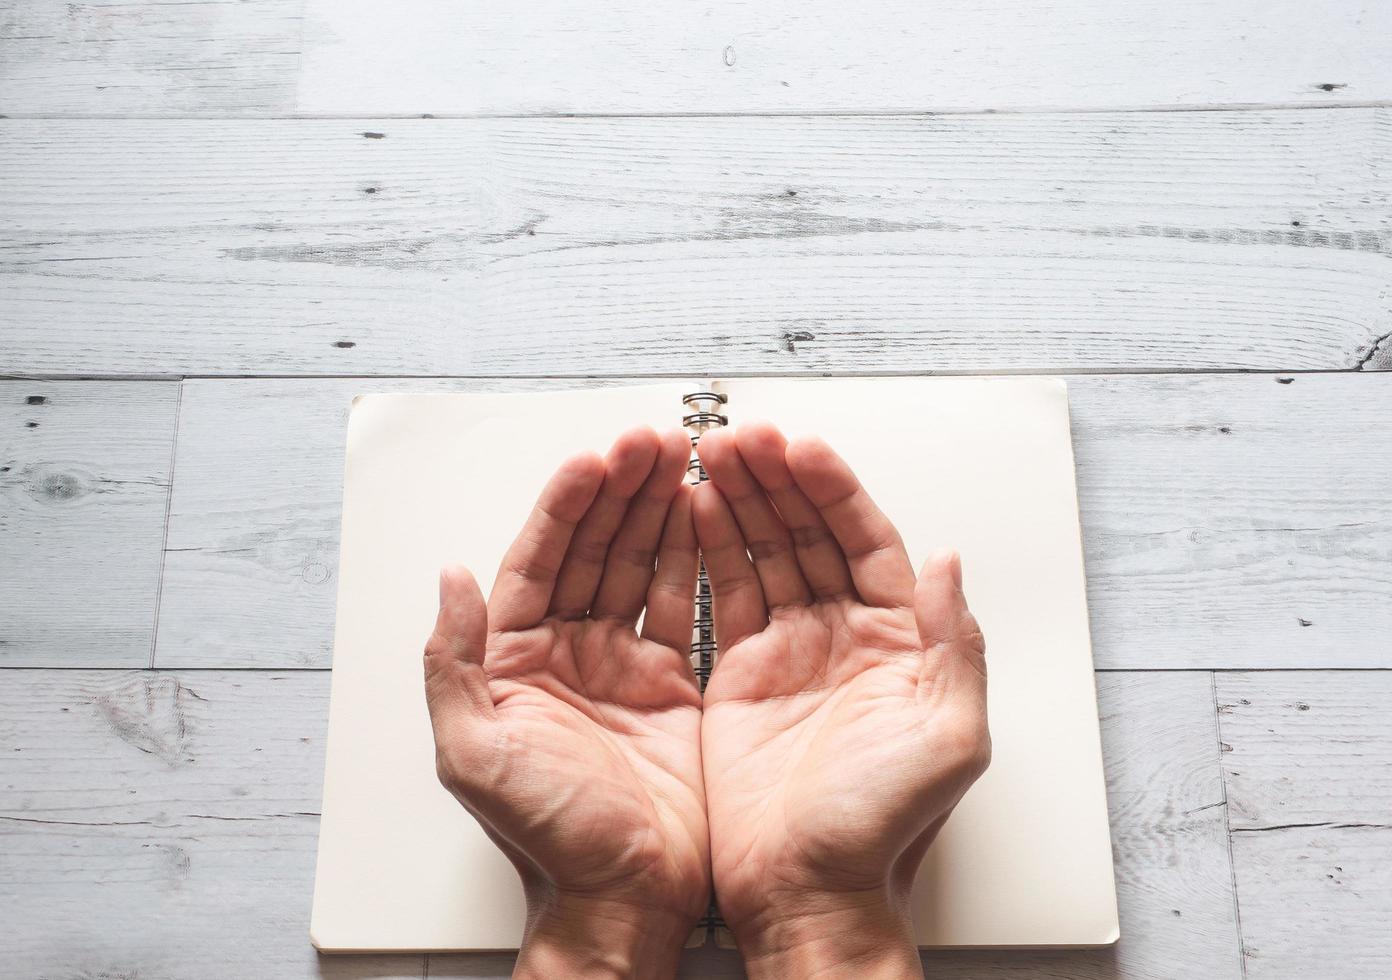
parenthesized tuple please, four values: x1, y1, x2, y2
(424, 565, 495, 739)
(913, 548, 987, 708)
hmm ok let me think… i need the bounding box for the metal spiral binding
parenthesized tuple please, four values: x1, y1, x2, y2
(682, 389, 729, 941)
(681, 390, 727, 691)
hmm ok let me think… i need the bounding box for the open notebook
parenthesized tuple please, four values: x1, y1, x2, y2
(311, 378, 1118, 951)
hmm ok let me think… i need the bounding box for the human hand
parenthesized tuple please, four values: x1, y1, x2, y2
(424, 427, 708, 979)
(693, 423, 991, 980)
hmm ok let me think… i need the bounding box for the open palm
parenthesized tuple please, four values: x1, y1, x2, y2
(424, 427, 710, 926)
(693, 423, 991, 938)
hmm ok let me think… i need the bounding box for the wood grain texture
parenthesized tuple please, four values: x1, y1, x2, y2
(151, 374, 1392, 671)
(0, 381, 177, 667)
(0, 669, 425, 980)
(0, 669, 1236, 979)
(1072, 374, 1392, 671)
(296, 0, 1392, 116)
(0, 0, 301, 115)
(2, 111, 1390, 377)
(3, 0, 1388, 115)
(1216, 672, 1392, 978)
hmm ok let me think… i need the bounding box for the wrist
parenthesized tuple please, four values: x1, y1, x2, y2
(515, 890, 695, 980)
(731, 888, 923, 980)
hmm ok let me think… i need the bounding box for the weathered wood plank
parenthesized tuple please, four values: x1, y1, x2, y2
(152, 374, 1392, 671)
(297, 0, 1391, 115)
(0, 381, 177, 667)
(2, 111, 1389, 377)
(1074, 374, 1392, 671)
(0, 669, 1236, 978)
(3, 0, 1388, 115)
(1216, 672, 1392, 978)
(0, 669, 424, 980)
(0, 0, 301, 115)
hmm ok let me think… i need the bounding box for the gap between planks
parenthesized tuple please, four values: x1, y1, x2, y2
(2, 101, 1391, 121)
(1211, 671, 1249, 978)
(147, 383, 184, 669)
(0, 368, 1378, 383)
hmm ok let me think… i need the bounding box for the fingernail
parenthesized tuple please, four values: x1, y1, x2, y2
(928, 547, 961, 589)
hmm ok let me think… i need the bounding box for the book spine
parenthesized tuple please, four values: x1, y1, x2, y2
(681, 389, 728, 692)
(681, 388, 729, 942)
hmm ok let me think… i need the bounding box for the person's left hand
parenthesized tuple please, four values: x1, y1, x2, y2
(423, 427, 709, 978)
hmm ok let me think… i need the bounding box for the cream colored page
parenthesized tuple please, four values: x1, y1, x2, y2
(722, 377, 1118, 946)
(313, 378, 1117, 951)
(310, 383, 692, 951)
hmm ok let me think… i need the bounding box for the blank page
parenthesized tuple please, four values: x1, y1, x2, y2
(311, 377, 1118, 951)
(722, 377, 1118, 946)
(311, 383, 689, 951)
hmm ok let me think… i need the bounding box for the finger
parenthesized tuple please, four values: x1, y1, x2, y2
(424, 565, 496, 741)
(691, 480, 768, 648)
(639, 483, 699, 654)
(914, 549, 987, 707)
(488, 450, 605, 632)
(734, 421, 855, 601)
(697, 428, 811, 610)
(547, 427, 661, 619)
(593, 428, 692, 621)
(785, 435, 915, 608)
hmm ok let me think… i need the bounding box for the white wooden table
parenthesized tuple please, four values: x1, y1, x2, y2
(1, 3, 1389, 978)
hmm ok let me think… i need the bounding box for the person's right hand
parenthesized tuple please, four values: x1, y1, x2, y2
(693, 423, 992, 979)
(424, 427, 708, 979)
